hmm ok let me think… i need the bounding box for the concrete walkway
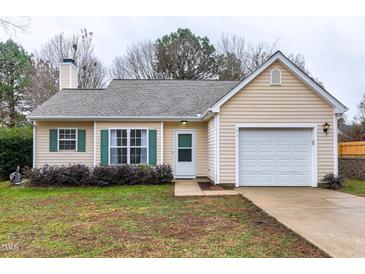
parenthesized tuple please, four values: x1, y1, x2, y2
(236, 187, 365, 258)
(174, 180, 238, 197)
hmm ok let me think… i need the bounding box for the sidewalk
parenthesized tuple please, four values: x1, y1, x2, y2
(174, 180, 238, 197)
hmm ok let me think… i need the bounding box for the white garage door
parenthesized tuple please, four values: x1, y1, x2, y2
(239, 128, 313, 186)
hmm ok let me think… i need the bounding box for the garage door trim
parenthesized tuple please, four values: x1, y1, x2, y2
(234, 123, 318, 187)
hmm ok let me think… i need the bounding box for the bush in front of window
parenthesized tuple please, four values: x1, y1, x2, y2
(24, 164, 91, 187)
(24, 164, 173, 187)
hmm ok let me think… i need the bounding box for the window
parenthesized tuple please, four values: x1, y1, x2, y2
(178, 133, 192, 162)
(58, 129, 76, 150)
(109, 129, 148, 165)
(110, 129, 127, 165)
(130, 129, 148, 164)
(270, 68, 281, 85)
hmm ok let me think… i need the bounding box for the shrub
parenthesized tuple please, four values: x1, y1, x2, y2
(25, 164, 173, 187)
(321, 173, 345, 190)
(24, 164, 90, 187)
(0, 127, 32, 179)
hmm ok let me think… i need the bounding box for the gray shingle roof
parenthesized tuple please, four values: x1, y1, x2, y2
(29, 80, 239, 119)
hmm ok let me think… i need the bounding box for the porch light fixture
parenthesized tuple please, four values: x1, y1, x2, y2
(181, 120, 188, 125)
(322, 122, 330, 135)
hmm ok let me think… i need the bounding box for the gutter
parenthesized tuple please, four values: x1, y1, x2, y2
(27, 115, 203, 122)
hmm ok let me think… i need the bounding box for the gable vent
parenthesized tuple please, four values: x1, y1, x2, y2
(270, 69, 281, 85)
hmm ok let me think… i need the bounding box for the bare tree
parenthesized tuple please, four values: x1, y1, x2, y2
(0, 17, 30, 35)
(287, 53, 324, 87)
(38, 29, 107, 88)
(110, 41, 158, 79)
(217, 35, 278, 80)
(24, 58, 58, 111)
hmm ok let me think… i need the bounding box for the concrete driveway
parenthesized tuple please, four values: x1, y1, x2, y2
(236, 187, 365, 258)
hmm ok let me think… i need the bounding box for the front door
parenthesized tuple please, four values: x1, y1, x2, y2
(174, 130, 195, 178)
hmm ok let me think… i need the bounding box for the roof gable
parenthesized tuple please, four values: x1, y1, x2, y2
(210, 51, 348, 114)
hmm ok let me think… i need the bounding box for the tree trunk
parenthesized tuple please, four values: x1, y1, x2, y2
(8, 100, 15, 128)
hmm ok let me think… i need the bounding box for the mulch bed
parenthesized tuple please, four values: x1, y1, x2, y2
(198, 181, 235, 191)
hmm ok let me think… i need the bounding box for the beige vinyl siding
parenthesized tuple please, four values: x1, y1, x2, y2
(59, 63, 78, 90)
(95, 121, 161, 165)
(35, 121, 94, 167)
(59, 64, 70, 90)
(163, 122, 208, 177)
(207, 117, 216, 181)
(219, 61, 334, 184)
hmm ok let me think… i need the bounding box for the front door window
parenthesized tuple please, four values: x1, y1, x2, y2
(178, 134, 192, 162)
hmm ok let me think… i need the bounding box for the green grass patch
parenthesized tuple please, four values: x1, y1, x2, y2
(342, 179, 365, 197)
(0, 181, 326, 258)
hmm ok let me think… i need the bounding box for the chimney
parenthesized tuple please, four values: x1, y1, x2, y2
(59, 59, 78, 90)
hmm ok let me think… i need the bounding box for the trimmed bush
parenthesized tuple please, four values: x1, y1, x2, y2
(25, 164, 173, 187)
(0, 127, 32, 179)
(321, 173, 345, 190)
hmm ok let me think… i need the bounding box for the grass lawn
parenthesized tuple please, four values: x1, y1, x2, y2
(0, 181, 327, 258)
(341, 179, 365, 197)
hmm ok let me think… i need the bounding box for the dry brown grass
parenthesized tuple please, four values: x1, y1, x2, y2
(0, 182, 327, 258)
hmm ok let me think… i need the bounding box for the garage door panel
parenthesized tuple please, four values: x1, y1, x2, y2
(240, 144, 255, 153)
(295, 174, 311, 183)
(239, 128, 312, 186)
(295, 159, 310, 169)
(258, 175, 275, 183)
(276, 174, 291, 183)
(258, 144, 274, 153)
(277, 144, 291, 153)
(295, 144, 311, 152)
(259, 159, 274, 168)
(240, 159, 256, 168)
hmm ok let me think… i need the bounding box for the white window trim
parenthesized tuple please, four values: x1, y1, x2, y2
(270, 68, 282, 86)
(234, 123, 318, 188)
(57, 128, 78, 152)
(108, 128, 149, 165)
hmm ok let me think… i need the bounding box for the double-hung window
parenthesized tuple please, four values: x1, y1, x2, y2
(130, 129, 148, 164)
(58, 129, 77, 150)
(110, 129, 128, 164)
(110, 129, 148, 165)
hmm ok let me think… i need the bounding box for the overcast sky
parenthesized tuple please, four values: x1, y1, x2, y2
(0, 16, 362, 120)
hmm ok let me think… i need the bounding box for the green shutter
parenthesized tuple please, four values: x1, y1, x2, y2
(77, 129, 86, 152)
(148, 129, 157, 165)
(49, 129, 58, 152)
(100, 130, 109, 165)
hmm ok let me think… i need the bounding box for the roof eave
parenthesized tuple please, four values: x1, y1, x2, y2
(27, 115, 203, 122)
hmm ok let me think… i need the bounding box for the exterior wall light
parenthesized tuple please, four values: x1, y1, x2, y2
(323, 122, 330, 135)
(181, 120, 188, 125)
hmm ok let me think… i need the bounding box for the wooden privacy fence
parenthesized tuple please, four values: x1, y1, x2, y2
(338, 141, 365, 157)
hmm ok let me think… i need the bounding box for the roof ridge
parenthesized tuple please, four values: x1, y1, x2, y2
(111, 79, 239, 82)
(62, 88, 106, 90)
